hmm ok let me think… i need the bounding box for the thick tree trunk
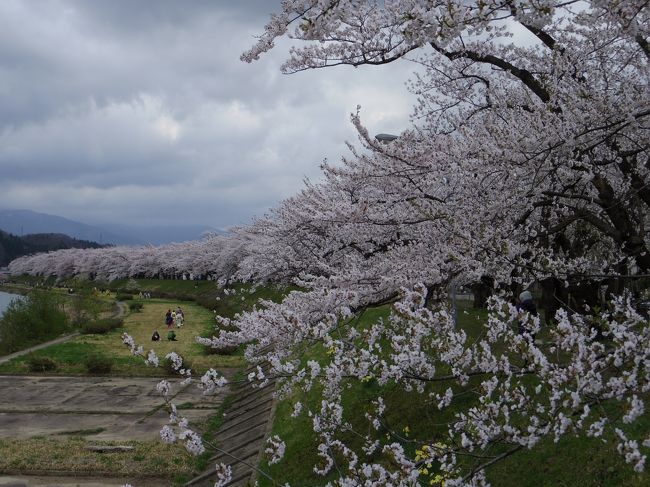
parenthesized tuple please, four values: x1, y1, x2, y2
(471, 276, 494, 309)
(540, 277, 567, 325)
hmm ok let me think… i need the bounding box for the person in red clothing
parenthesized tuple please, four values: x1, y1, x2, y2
(165, 309, 173, 328)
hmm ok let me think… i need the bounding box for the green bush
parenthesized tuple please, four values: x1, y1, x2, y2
(128, 301, 143, 312)
(115, 293, 133, 301)
(69, 288, 103, 326)
(81, 317, 124, 334)
(27, 355, 58, 372)
(195, 295, 217, 310)
(0, 291, 70, 354)
(84, 354, 113, 374)
(203, 344, 238, 355)
(148, 290, 194, 301)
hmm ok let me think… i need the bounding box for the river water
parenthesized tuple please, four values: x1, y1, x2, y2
(0, 291, 22, 318)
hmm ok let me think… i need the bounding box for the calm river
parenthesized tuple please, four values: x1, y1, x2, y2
(0, 291, 22, 318)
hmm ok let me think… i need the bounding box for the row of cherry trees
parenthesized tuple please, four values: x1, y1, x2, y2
(9, 1, 649, 485)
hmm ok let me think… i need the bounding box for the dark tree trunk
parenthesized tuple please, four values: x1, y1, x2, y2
(471, 276, 494, 309)
(540, 277, 567, 325)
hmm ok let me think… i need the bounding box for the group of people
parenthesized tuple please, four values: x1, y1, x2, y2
(138, 291, 152, 299)
(165, 307, 184, 328)
(151, 306, 186, 342)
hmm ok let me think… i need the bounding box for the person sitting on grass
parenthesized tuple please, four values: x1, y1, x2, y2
(167, 330, 177, 341)
(151, 330, 160, 341)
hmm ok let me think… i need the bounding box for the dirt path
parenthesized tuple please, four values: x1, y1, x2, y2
(0, 333, 80, 365)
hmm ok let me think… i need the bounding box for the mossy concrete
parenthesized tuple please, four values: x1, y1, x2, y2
(0, 374, 234, 441)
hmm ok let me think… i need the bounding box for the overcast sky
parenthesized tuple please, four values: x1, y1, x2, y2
(0, 0, 415, 230)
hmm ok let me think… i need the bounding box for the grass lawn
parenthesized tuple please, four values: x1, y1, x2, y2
(0, 298, 245, 375)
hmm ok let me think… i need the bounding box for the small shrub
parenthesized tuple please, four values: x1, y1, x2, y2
(203, 343, 238, 355)
(128, 302, 144, 312)
(84, 354, 113, 374)
(27, 355, 58, 372)
(0, 290, 70, 354)
(115, 293, 133, 301)
(194, 296, 214, 309)
(163, 356, 193, 376)
(81, 317, 124, 334)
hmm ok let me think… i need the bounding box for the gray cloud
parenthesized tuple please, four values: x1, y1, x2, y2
(0, 1, 415, 230)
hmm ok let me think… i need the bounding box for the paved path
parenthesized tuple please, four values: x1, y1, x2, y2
(0, 333, 80, 365)
(0, 368, 274, 487)
(0, 374, 232, 441)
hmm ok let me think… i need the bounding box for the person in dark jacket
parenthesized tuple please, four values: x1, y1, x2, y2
(517, 290, 538, 340)
(151, 330, 160, 341)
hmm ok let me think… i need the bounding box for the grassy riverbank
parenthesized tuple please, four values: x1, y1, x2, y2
(0, 298, 245, 375)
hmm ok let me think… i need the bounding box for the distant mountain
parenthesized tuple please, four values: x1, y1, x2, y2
(0, 231, 108, 266)
(0, 209, 222, 246)
(100, 223, 223, 245)
(0, 209, 128, 244)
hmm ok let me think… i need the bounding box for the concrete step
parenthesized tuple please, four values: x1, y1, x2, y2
(211, 435, 263, 467)
(227, 385, 275, 413)
(185, 454, 254, 487)
(216, 406, 271, 438)
(219, 416, 270, 444)
(184, 360, 276, 487)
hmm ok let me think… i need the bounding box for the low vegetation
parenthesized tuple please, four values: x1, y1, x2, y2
(0, 290, 70, 354)
(0, 437, 196, 479)
(84, 353, 113, 374)
(26, 355, 57, 373)
(80, 317, 124, 335)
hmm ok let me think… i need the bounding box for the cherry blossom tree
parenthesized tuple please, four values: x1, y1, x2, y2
(242, 0, 650, 291)
(231, 1, 650, 484)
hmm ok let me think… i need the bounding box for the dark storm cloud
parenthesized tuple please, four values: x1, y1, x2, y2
(0, 0, 414, 228)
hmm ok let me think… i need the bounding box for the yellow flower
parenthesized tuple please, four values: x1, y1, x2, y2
(430, 474, 446, 486)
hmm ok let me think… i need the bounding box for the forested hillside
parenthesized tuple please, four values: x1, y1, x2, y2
(0, 231, 106, 266)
